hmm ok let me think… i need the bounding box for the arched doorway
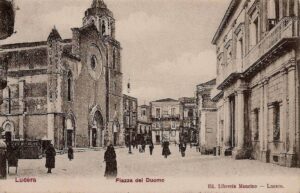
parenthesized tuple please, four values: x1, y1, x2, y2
(90, 110, 104, 147)
(65, 115, 76, 148)
(2, 121, 14, 143)
(112, 121, 120, 146)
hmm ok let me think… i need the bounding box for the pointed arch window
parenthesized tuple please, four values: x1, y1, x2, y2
(112, 49, 116, 69)
(67, 71, 73, 102)
(102, 21, 106, 36)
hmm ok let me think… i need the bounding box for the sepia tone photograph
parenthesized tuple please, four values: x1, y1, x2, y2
(0, 0, 299, 192)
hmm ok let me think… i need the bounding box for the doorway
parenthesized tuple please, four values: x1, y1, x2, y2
(5, 131, 12, 143)
(92, 128, 97, 147)
(90, 110, 104, 147)
(67, 130, 73, 147)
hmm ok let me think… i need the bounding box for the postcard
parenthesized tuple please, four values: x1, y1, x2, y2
(0, 0, 299, 193)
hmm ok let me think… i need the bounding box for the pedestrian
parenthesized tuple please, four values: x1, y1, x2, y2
(180, 143, 187, 157)
(141, 139, 146, 153)
(149, 141, 154, 155)
(104, 144, 117, 179)
(179, 142, 182, 152)
(68, 146, 74, 161)
(162, 141, 171, 159)
(45, 143, 56, 174)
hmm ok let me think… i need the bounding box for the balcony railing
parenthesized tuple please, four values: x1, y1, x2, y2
(243, 17, 299, 71)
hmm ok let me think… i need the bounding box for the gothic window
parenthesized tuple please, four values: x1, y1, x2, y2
(273, 103, 280, 141)
(113, 49, 116, 69)
(90, 55, 97, 70)
(253, 109, 259, 141)
(102, 21, 106, 35)
(67, 71, 72, 101)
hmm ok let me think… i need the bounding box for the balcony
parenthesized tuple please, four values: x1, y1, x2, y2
(151, 114, 180, 121)
(243, 17, 299, 75)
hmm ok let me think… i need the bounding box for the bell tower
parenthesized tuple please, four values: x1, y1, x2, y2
(83, 0, 115, 38)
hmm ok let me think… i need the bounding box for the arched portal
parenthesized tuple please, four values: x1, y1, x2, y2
(65, 114, 76, 148)
(90, 110, 104, 147)
(112, 121, 120, 146)
(2, 121, 14, 143)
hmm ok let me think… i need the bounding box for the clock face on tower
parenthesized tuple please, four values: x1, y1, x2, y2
(87, 44, 104, 80)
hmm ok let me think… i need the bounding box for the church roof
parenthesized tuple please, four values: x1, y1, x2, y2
(47, 27, 62, 42)
(91, 0, 107, 9)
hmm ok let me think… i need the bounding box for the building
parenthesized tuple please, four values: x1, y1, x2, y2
(178, 97, 197, 144)
(0, 0, 124, 149)
(123, 94, 137, 146)
(196, 79, 217, 154)
(137, 105, 152, 143)
(150, 98, 180, 144)
(212, 0, 299, 167)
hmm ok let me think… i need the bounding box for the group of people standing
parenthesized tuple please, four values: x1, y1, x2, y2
(45, 144, 74, 174)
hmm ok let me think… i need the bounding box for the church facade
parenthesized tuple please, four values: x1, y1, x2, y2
(0, 0, 124, 149)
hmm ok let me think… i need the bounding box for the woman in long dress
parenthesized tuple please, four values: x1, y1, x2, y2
(162, 141, 171, 158)
(104, 144, 117, 178)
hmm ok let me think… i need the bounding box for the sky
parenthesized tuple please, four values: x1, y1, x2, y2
(2, 0, 230, 104)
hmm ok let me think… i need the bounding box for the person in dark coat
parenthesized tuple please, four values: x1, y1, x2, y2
(68, 146, 74, 161)
(162, 141, 171, 158)
(45, 144, 56, 173)
(104, 144, 117, 179)
(141, 139, 146, 153)
(149, 141, 154, 155)
(180, 143, 187, 157)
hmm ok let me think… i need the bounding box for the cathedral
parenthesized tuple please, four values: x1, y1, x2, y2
(0, 0, 124, 149)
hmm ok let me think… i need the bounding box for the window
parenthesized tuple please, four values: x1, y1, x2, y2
(250, 18, 259, 47)
(102, 21, 106, 35)
(237, 38, 244, 59)
(268, 0, 280, 29)
(253, 109, 259, 141)
(90, 55, 97, 70)
(156, 108, 161, 118)
(273, 103, 280, 141)
(8, 87, 11, 114)
(254, 18, 259, 44)
(289, 0, 295, 16)
(171, 122, 176, 129)
(142, 110, 146, 116)
(113, 82, 117, 92)
(67, 71, 72, 101)
(112, 49, 116, 69)
(188, 109, 193, 118)
(171, 108, 175, 116)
